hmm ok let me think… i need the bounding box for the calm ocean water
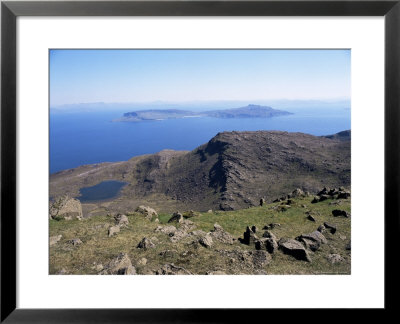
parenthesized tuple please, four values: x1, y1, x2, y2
(50, 107, 350, 174)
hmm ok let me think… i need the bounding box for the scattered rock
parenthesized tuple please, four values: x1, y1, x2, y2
(50, 235, 62, 246)
(168, 212, 184, 223)
(328, 188, 339, 196)
(210, 223, 234, 244)
(207, 209, 213, 213)
(265, 238, 278, 254)
(346, 241, 351, 250)
(108, 225, 120, 237)
(263, 223, 281, 230)
(291, 188, 305, 198)
(319, 194, 330, 202)
(248, 250, 271, 268)
(180, 219, 196, 231)
(93, 264, 104, 272)
(327, 254, 345, 264)
(285, 199, 293, 205)
(169, 229, 188, 243)
(241, 226, 258, 245)
(137, 257, 148, 266)
(278, 238, 311, 262)
(311, 196, 320, 204)
(136, 205, 158, 220)
(114, 214, 129, 226)
(297, 231, 327, 252)
(323, 222, 337, 234)
(307, 215, 316, 222)
(182, 210, 197, 218)
(49, 196, 83, 220)
(255, 238, 267, 250)
(332, 209, 350, 218)
(255, 237, 278, 254)
(67, 238, 83, 246)
(317, 224, 326, 233)
(338, 234, 347, 240)
(277, 205, 291, 212)
(155, 225, 177, 235)
(219, 203, 234, 211)
(159, 250, 178, 259)
(317, 187, 329, 196)
(262, 230, 277, 241)
(137, 237, 155, 249)
(260, 198, 265, 206)
(190, 230, 207, 237)
(199, 233, 213, 248)
(57, 268, 69, 275)
(337, 191, 351, 199)
(155, 263, 192, 275)
(100, 253, 136, 275)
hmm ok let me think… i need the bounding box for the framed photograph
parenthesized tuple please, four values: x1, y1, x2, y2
(1, 0, 399, 321)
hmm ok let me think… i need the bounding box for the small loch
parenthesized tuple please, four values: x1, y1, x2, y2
(78, 180, 128, 202)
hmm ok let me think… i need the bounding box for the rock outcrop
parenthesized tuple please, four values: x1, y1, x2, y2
(332, 209, 350, 218)
(323, 222, 337, 234)
(108, 225, 120, 237)
(168, 212, 183, 223)
(67, 238, 83, 246)
(49, 196, 83, 220)
(50, 235, 62, 246)
(241, 226, 258, 245)
(137, 237, 155, 249)
(136, 206, 158, 220)
(199, 233, 213, 248)
(278, 238, 311, 262)
(114, 214, 129, 226)
(210, 223, 234, 244)
(100, 253, 136, 275)
(326, 254, 345, 264)
(296, 231, 327, 252)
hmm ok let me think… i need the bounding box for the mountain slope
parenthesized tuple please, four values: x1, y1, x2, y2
(50, 130, 350, 214)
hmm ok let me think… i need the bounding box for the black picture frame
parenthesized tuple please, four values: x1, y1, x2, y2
(1, 0, 399, 322)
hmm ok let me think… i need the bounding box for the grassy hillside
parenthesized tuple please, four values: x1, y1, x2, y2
(50, 192, 351, 275)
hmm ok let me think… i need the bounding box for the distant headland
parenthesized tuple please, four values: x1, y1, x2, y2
(115, 104, 293, 122)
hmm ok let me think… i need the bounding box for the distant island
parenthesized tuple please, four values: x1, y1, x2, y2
(115, 104, 293, 122)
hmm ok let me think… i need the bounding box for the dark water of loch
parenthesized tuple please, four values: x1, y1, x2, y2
(78, 180, 128, 202)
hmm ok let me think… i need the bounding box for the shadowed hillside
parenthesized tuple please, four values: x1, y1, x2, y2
(50, 130, 350, 216)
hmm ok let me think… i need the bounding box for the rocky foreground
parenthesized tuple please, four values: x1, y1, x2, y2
(49, 187, 351, 275)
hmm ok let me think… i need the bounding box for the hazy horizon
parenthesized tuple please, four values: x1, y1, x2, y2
(50, 49, 351, 108)
(50, 98, 351, 114)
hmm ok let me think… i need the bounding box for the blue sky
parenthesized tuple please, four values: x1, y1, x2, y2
(50, 49, 350, 108)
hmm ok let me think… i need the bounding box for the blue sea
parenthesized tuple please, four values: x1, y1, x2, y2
(50, 107, 350, 174)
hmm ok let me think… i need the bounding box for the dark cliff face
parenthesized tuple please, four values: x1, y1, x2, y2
(50, 130, 351, 212)
(323, 130, 351, 141)
(118, 130, 351, 211)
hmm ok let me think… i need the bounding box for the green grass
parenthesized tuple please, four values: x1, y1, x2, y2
(50, 196, 351, 275)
